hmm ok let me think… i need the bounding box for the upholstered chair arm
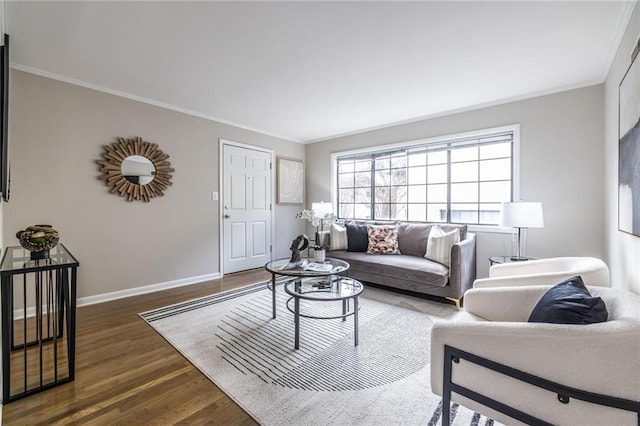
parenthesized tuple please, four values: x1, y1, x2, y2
(465, 285, 640, 323)
(463, 285, 550, 321)
(488, 258, 573, 277)
(448, 233, 476, 299)
(487, 257, 609, 286)
(473, 271, 589, 289)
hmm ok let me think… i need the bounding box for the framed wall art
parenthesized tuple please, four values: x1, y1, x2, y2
(277, 158, 304, 204)
(619, 49, 640, 236)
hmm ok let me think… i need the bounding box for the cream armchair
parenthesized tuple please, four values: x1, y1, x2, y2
(474, 257, 610, 288)
(430, 286, 640, 426)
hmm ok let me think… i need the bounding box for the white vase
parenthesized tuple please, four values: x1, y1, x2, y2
(314, 248, 326, 262)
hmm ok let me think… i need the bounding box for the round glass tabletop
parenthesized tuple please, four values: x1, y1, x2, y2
(264, 257, 349, 276)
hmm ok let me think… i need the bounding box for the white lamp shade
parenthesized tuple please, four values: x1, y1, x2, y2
(499, 202, 544, 228)
(312, 201, 333, 217)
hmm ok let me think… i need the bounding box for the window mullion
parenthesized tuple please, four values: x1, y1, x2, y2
(370, 159, 375, 220)
(446, 146, 451, 223)
(511, 141, 515, 201)
(477, 146, 481, 224)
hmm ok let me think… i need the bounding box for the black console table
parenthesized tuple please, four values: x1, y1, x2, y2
(0, 244, 79, 403)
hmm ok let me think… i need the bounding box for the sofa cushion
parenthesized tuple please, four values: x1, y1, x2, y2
(528, 276, 608, 324)
(397, 222, 468, 257)
(425, 225, 460, 267)
(330, 251, 449, 287)
(346, 223, 368, 252)
(366, 224, 400, 255)
(329, 223, 347, 251)
(440, 223, 467, 241)
(397, 222, 432, 257)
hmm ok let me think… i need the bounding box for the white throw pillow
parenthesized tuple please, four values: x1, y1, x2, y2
(424, 225, 460, 267)
(329, 223, 348, 251)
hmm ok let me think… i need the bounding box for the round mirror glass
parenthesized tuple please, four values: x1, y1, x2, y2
(121, 155, 156, 185)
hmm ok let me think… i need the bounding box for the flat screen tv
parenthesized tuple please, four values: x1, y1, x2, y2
(0, 33, 9, 201)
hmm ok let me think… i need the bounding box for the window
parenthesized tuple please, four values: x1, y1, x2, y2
(334, 126, 516, 226)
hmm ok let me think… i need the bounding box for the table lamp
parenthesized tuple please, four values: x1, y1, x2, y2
(499, 201, 544, 261)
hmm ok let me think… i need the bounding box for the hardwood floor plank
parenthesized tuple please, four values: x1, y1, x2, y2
(110, 375, 224, 425)
(2, 269, 269, 425)
(42, 366, 193, 425)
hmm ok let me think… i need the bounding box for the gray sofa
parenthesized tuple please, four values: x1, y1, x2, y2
(329, 222, 476, 307)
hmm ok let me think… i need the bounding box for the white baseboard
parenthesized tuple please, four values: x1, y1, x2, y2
(77, 273, 222, 307)
(12, 273, 222, 319)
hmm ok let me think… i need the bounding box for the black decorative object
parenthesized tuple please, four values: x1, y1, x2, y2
(29, 249, 50, 261)
(289, 234, 309, 263)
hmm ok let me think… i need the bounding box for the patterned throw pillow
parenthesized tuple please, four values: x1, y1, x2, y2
(424, 225, 460, 267)
(366, 225, 400, 255)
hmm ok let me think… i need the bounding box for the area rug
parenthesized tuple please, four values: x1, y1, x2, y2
(140, 279, 498, 425)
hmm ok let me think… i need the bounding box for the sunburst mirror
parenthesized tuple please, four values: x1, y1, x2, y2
(97, 137, 174, 202)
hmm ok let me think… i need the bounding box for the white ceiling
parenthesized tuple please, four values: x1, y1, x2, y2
(6, 1, 636, 143)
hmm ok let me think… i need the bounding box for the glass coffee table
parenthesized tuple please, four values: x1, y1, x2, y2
(264, 257, 349, 319)
(284, 276, 363, 350)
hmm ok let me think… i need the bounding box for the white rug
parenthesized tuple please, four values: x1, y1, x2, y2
(140, 280, 497, 425)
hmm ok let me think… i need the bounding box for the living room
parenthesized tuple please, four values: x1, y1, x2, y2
(0, 1, 639, 424)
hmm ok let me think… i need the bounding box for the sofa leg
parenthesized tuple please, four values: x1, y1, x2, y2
(446, 297, 462, 309)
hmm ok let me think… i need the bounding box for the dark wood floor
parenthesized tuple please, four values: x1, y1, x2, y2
(2, 268, 272, 425)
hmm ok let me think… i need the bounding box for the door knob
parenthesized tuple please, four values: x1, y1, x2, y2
(224, 214, 230, 219)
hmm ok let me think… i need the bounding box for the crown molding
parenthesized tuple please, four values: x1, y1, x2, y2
(11, 63, 303, 144)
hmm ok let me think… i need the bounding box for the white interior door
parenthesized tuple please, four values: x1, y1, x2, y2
(222, 143, 273, 274)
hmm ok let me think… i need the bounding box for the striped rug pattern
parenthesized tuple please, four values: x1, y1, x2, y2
(140, 280, 499, 425)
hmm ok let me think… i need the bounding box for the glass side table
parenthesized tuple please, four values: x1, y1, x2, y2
(284, 276, 363, 350)
(0, 244, 79, 403)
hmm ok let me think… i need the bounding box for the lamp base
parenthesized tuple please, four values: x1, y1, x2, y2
(510, 256, 529, 262)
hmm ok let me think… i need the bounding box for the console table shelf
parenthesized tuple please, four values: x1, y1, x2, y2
(0, 244, 79, 403)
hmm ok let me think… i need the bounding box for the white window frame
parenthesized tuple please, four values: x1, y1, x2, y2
(330, 124, 520, 233)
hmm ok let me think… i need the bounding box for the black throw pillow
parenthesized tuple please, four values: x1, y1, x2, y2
(346, 223, 369, 252)
(528, 276, 608, 324)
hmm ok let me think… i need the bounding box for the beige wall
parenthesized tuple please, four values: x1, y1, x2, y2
(306, 85, 605, 278)
(5, 53, 616, 298)
(4, 70, 305, 300)
(605, 3, 640, 293)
